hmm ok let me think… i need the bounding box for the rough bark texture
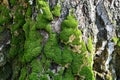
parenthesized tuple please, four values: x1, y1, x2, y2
(0, 0, 120, 80)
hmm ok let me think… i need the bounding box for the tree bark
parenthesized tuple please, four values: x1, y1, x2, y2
(0, 0, 120, 80)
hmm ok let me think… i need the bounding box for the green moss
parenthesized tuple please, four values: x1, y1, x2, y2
(0, 5, 10, 17)
(10, 0, 16, 6)
(40, 74, 48, 80)
(54, 75, 62, 80)
(71, 29, 82, 45)
(38, 0, 53, 20)
(61, 15, 78, 29)
(112, 37, 118, 44)
(11, 20, 25, 33)
(115, 38, 120, 47)
(29, 72, 39, 80)
(52, 3, 61, 17)
(63, 68, 74, 80)
(8, 4, 25, 61)
(29, 59, 43, 80)
(79, 66, 95, 80)
(36, 14, 48, 27)
(38, 0, 48, 7)
(43, 60, 51, 71)
(44, 34, 62, 64)
(62, 46, 73, 65)
(0, 5, 10, 25)
(81, 40, 87, 53)
(36, 14, 52, 33)
(11, 60, 22, 80)
(9, 31, 25, 58)
(26, 6, 32, 18)
(0, 15, 9, 25)
(87, 36, 93, 53)
(60, 12, 95, 79)
(23, 39, 42, 62)
(72, 38, 81, 45)
(71, 53, 84, 74)
(54, 69, 64, 80)
(60, 28, 74, 43)
(42, 7, 53, 20)
(14, 7, 24, 22)
(60, 14, 81, 45)
(36, 0, 53, 33)
(31, 59, 43, 73)
(117, 41, 120, 47)
(22, 20, 30, 38)
(19, 67, 27, 80)
(22, 21, 42, 63)
(74, 29, 82, 37)
(9, 23, 25, 59)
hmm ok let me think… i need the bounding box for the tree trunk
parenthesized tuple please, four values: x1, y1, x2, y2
(0, 0, 120, 80)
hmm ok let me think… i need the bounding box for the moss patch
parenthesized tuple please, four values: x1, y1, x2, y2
(22, 20, 42, 63)
(60, 13, 95, 79)
(44, 34, 62, 64)
(0, 4, 10, 25)
(19, 67, 27, 80)
(61, 15, 78, 29)
(79, 66, 95, 80)
(52, 3, 61, 17)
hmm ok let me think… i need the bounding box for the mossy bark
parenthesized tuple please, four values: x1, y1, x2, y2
(0, 0, 120, 80)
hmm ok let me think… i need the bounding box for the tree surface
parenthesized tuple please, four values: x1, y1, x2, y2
(0, 0, 120, 80)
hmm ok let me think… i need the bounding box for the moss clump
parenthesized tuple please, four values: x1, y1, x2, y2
(71, 53, 84, 74)
(61, 46, 73, 65)
(28, 59, 43, 80)
(9, 30, 25, 58)
(0, 5, 10, 25)
(40, 74, 49, 80)
(38, 0, 53, 20)
(29, 59, 51, 80)
(26, 6, 32, 18)
(61, 15, 78, 29)
(29, 72, 39, 80)
(31, 59, 43, 73)
(36, 0, 53, 33)
(79, 66, 95, 80)
(9, 6, 25, 59)
(60, 14, 81, 45)
(63, 68, 74, 80)
(14, 6, 25, 22)
(22, 20, 42, 63)
(52, 3, 61, 17)
(71, 29, 82, 45)
(19, 67, 27, 80)
(36, 14, 52, 33)
(60, 28, 74, 43)
(60, 13, 95, 79)
(53, 68, 64, 80)
(44, 34, 62, 64)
